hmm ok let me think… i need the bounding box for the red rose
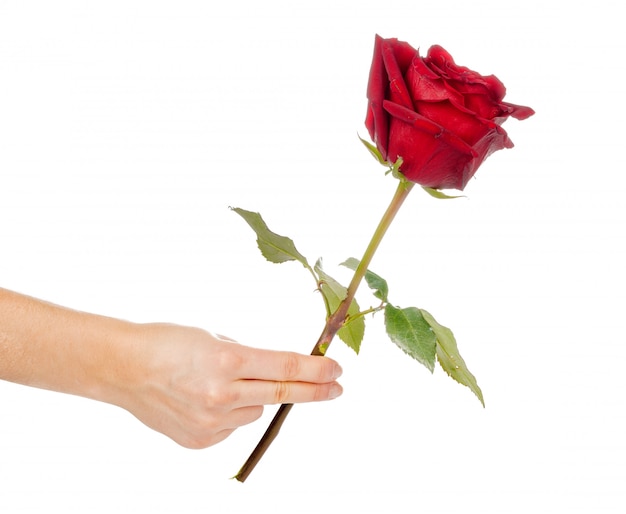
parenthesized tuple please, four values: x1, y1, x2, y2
(365, 35, 534, 190)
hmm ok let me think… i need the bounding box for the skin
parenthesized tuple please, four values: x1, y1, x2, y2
(0, 287, 343, 449)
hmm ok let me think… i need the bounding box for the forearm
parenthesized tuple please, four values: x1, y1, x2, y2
(0, 287, 137, 405)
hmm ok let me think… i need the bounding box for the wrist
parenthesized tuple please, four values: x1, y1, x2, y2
(84, 318, 149, 409)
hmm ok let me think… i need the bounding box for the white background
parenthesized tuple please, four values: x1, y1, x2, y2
(1, 1, 624, 513)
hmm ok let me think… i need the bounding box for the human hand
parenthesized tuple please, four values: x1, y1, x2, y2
(109, 323, 343, 449)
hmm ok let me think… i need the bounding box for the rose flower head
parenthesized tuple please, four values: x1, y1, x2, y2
(365, 35, 534, 190)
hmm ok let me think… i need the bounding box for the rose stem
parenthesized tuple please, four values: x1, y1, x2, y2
(234, 179, 415, 482)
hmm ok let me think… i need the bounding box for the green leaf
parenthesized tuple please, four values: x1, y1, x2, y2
(358, 135, 387, 166)
(384, 304, 436, 372)
(420, 309, 485, 406)
(340, 257, 389, 302)
(314, 260, 364, 354)
(422, 187, 465, 200)
(231, 207, 309, 267)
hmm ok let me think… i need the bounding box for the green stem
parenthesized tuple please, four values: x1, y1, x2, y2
(312, 179, 414, 355)
(234, 179, 415, 482)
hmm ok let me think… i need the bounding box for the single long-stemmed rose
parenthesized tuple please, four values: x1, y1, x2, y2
(232, 35, 534, 482)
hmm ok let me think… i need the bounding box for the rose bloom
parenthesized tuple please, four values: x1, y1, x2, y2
(365, 35, 534, 190)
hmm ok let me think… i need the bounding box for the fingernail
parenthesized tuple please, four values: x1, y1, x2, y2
(332, 362, 343, 380)
(329, 383, 343, 400)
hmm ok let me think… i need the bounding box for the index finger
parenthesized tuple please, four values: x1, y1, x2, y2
(236, 346, 342, 384)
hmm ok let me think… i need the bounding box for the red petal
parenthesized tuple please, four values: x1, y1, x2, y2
(502, 102, 536, 120)
(380, 38, 414, 110)
(365, 35, 390, 158)
(383, 100, 477, 156)
(407, 55, 460, 103)
(383, 100, 477, 190)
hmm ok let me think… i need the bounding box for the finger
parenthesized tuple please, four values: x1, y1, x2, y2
(174, 407, 264, 449)
(234, 379, 343, 407)
(235, 347, 342, 384)
(202, 428, 235, 448)
(223, 405, 264, 429)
